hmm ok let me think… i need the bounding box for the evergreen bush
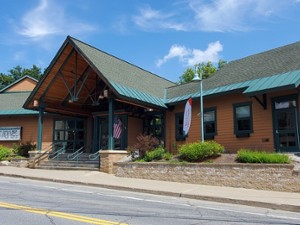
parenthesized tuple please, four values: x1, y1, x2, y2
(179, 141, 224, 162)
(144, 146, 165, 162)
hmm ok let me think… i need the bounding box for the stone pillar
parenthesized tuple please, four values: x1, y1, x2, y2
(28, 150, 48, 168)
(100, 150, 128, 174)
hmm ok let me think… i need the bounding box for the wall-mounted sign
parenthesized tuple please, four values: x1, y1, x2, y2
(0, 127, 21, 141)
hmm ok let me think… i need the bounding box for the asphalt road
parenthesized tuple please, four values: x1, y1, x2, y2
(0, 176, 300, 225)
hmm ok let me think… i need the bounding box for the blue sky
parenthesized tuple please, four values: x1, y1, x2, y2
(0, 0, 300, 82)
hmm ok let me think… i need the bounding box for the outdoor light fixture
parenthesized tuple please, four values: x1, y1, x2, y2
(103, 89, 109, 98)
(193, 71, 204, 143)
(33, 100, 39, 107)
(98, 94, 104, 99)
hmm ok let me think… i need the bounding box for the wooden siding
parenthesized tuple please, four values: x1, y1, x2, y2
(165, 90, 300, 153)
(6, 78, 37, 92)
(0, 115, 53, 148)
(127, 116, 143, 147)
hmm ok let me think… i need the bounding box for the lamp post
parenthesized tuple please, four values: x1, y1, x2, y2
(193, 71, 204, 143)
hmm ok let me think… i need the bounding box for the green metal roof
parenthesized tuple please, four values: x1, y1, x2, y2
(167, 41, 300, 100)
(23, 36, 300, 109)
(243, 70, 300, 95)
(166, 70, 300, 104)
(0, 109, 38, 116)
(69, 37, 175, 100)
(110, 81, 167, 108)
(0, 92, 38, 116)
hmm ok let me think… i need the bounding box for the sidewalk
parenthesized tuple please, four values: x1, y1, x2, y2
(0, 166, 300, 213)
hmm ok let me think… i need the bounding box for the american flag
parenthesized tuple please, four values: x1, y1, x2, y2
(113, 117, 122, 139)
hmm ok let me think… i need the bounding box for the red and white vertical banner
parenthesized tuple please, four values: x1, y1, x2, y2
(183, 98, 192, 136)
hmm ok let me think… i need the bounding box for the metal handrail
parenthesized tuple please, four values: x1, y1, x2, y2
(67, 147, 84, 161)
(29, 143, 56, 168)
(50, 145, 66, 160)
(89, 150, 101, 160)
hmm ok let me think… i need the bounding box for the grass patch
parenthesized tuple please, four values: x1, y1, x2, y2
(237, 149, 290, 164)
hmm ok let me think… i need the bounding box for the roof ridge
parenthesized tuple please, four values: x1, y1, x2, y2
(68, 36, 175, 85)
(227, 40, 300, 65)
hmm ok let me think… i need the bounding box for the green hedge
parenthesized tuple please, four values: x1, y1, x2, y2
(237, 149, 290, 164)
(179, 141, 224, 162)
(0, 145, 12, 161)
(144, 147, 166, 162)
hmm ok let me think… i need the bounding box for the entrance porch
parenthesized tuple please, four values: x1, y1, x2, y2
(24, 36, 171, 170)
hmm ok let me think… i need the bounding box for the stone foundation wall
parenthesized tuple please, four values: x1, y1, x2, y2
(100, 150, 128, 174)
(115, 162, 300, 192)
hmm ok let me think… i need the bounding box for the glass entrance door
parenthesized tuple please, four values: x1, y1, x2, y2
(273, 96, 299, 152)
(94, 115, 127, 151)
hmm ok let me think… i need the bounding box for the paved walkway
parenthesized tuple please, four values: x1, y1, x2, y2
(0, 166, 300, 213)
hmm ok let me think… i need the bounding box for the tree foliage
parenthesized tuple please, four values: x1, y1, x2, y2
(0, 65, 44, 89)
(178, 59, 227, 84)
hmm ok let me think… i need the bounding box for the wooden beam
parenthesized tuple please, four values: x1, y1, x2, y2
(41, 48, 75, 100)
(253, 94, 267, 110)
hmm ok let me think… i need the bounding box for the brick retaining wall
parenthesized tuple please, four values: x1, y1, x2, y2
(114, 162, 300, 192)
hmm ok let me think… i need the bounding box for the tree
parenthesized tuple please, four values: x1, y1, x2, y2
(8, 65, 43, 81)
(178, 59, 227, 84)
(0, 73, 14, 90)
(0, 65, 44, 89)
(178, 68, 195, 84)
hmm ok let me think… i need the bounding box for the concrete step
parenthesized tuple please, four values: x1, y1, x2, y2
(36, 159, 99, 171)
(49, 153, 99, 161)
(36, 165, 99, 171)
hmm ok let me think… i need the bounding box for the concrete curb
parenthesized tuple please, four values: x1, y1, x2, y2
(1, 172, 300, 213)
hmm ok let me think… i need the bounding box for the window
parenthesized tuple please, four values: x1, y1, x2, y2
(53, 118, 86, 152)
(204, 108, 217, 139)
(233, 102, 253, 137)
(175, 112, 185, 141)
(144, 112, 164, 144)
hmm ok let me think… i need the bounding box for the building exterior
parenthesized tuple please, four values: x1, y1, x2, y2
(18, 36, 300, 154)
(0, 76, 53, 148)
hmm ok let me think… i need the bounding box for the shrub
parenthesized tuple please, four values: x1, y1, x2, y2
(237, 149, 290, 164)
(164, 152, 172, 161)
(144, 147, 165, 162)
(0, 145, 12, 161)
(13, 141, 36, 158)
(179, 141, 224, 162)
(127, 134, 159, 158)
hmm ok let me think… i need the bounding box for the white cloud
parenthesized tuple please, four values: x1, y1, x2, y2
(187, 41, 223, 65)
(18, 0, 96, 40)
(133, 0, 295, 32)
(157, 41, 223, 67)
(189, 0, 283, 32)
(157, 45, 189, 67)
(132, 4, 187, 31)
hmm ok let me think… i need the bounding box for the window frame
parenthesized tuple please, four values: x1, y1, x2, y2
(53, 118, 86, 152)
(233, 102, 253, 137)
(175, 112, 185, 141)
(204, 107, 217, 140)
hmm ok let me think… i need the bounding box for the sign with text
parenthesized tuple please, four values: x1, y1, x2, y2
(0, 127, 21, 141)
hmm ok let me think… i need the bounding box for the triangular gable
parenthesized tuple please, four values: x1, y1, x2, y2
(24, 36, 172, 115)
(0, 75, 38, 93)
